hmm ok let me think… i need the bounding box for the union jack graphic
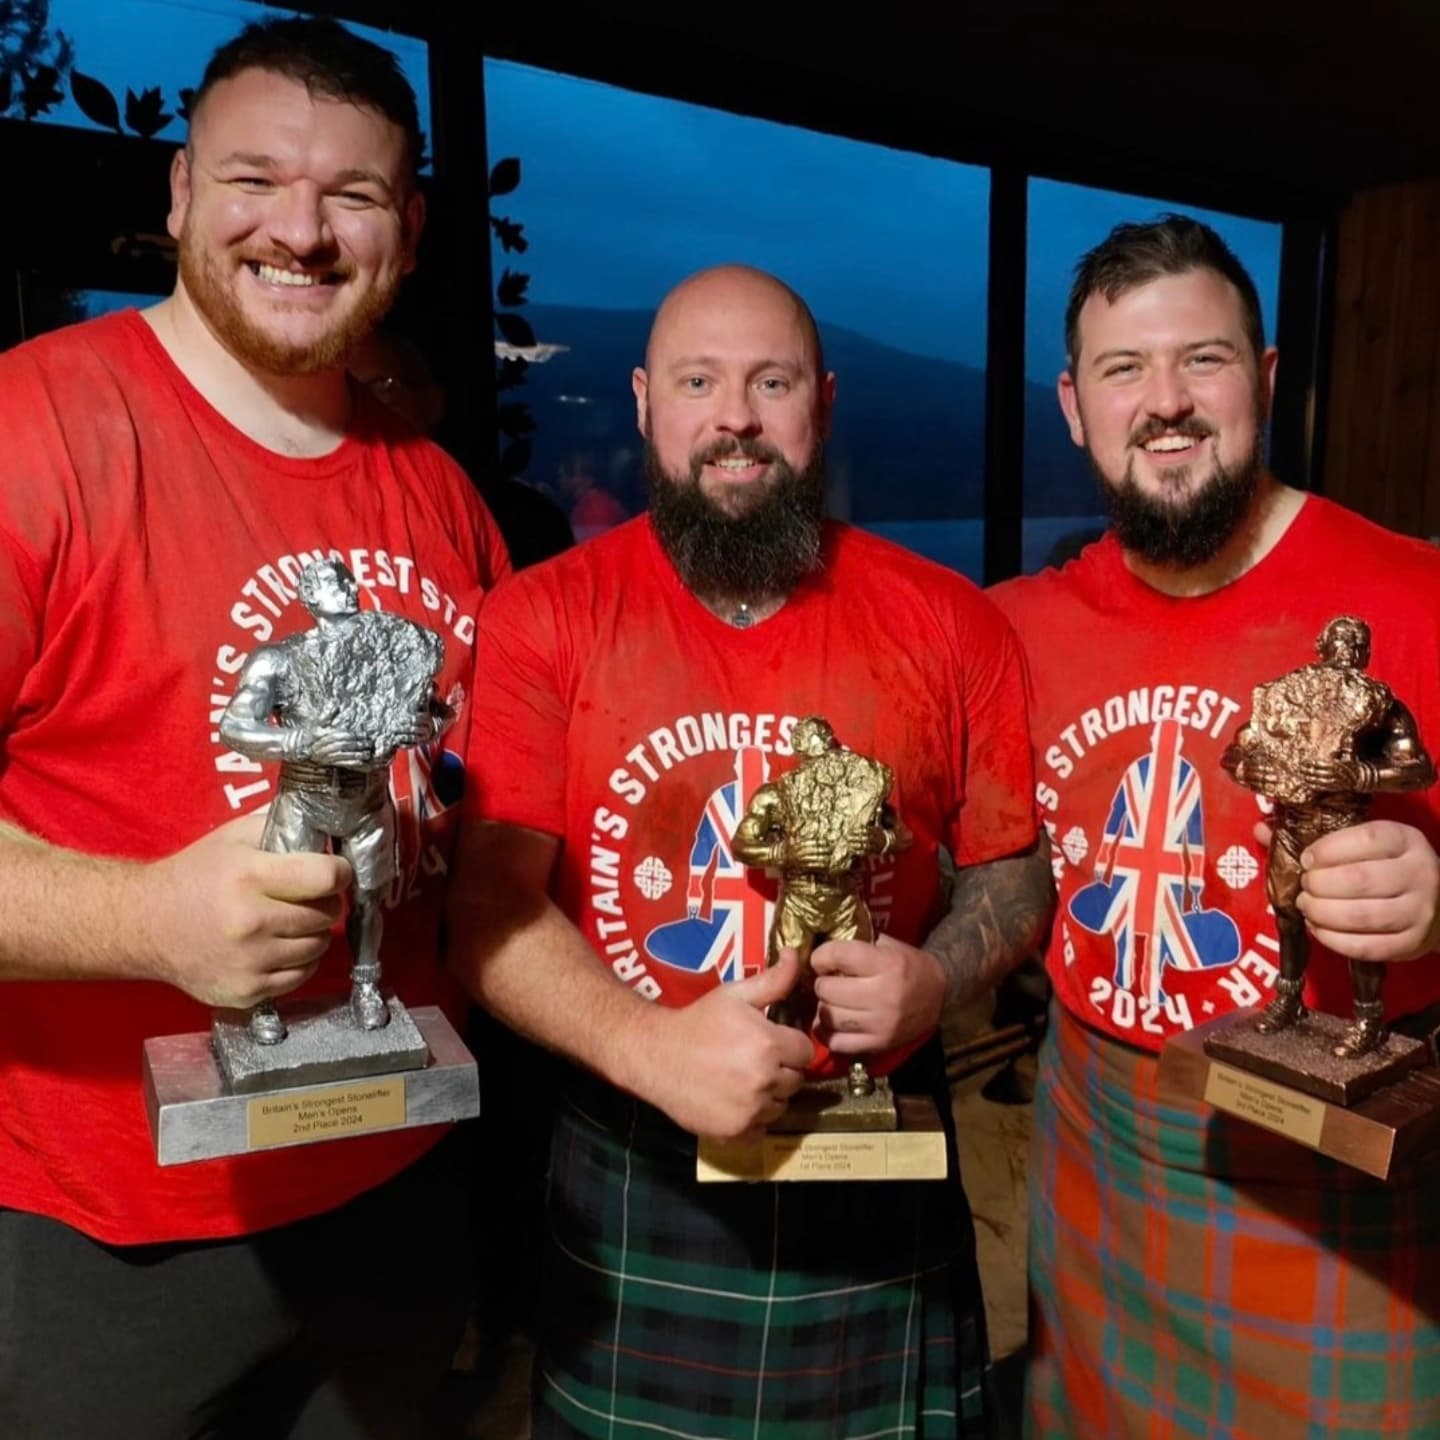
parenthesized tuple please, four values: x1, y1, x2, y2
(643, 748, 776, 983)
(388, 735, 463, 903)
(1069, 718, 1239, 1005)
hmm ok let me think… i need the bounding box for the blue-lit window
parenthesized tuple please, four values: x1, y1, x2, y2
(1022, 180, 1282, 573)
(1, 0, 429, 160)
(484, 58, 991, 580)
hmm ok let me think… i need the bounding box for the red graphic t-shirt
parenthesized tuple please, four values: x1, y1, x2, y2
(467, 516, 1038, 1079)
(990, 496, 1440, 1052)
(0, 310, 511, 1244)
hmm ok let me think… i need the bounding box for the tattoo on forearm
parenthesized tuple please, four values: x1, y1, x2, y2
(924, 843, 1055, 1011)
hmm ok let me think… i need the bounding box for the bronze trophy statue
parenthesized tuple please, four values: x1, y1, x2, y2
(1219, 616, 1435, 1060)
(1155, 615, 1440, 1176)
(731, 715, 912, 1130)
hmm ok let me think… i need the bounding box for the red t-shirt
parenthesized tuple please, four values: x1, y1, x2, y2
(0, 310, 511, 1244)
(989, 495, 1440, 1052)
(466, 515, 1037, 1080)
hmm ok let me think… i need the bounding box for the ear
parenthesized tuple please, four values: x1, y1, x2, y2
(166, 147, 192, 242)
(401, 188, 426, 276)
(818, 369, 837, 439)
(632, 366, 649, 437)
(1259, 344, 1279, 414)
(1057, 370, 1086, 448)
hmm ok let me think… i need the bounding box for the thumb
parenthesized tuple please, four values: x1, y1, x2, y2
(731, 946, 802, 1009)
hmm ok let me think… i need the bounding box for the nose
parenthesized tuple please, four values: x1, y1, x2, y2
(1143, 362, 1194, 422)
(265, 181, 335, 259)
(711, 382, 761, 438)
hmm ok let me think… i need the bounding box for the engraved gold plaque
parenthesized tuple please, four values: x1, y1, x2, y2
(1203, 1063, 1325, 1147)
(246, 1078, 407, 1151)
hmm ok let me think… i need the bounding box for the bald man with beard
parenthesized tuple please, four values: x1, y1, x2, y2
(449, 264, 1053, 1438)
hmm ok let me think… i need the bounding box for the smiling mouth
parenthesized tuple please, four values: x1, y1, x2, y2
(247, 261, 343, 288)
(1138, 431, 1211, 457)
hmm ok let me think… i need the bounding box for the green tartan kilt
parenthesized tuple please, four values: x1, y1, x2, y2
(531, 1041, 996, 1439)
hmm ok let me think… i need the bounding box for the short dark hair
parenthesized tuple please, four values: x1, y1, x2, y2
(1064, 213, 1266, 368)
(191, 15, 423, 181)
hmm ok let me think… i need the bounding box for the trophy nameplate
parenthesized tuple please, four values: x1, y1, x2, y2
(140, 561, 480, 1163)
(697, 715, 947, 1182)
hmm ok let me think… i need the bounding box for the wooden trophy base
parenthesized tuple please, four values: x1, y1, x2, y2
(142, 1000, 479, 1166)
(697, 1077, 949, 1183)
(1157, 1010, 1440, 1180)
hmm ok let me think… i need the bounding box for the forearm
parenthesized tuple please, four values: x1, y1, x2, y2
(0, 825, 155, 982)
(921, 841, 1055, 1012)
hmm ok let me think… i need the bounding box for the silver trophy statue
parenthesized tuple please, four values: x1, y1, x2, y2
(138, 558, 480, 1158)
(213, 559, 449, 1074)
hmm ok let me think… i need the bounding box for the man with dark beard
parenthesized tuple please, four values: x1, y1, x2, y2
(989, 215, 1440, 1439)
(449, 263, 1054, 1437)
(0, 16, 509, 1439)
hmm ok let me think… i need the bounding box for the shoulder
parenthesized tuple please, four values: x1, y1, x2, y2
(826, 523, 1017, 637)
(1305, 495, 1440, 581)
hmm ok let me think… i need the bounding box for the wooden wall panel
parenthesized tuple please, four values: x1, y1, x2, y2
(1323, 179, 1440, 541)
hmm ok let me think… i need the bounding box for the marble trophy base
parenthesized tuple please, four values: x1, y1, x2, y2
(697, 1079, 949, 1183)
(1157, 1010, 1440, 1180)
(142, 996, 479, 1167)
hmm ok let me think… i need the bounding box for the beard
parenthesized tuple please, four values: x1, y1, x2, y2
(1089, 404, 1267, 568)
(644, 428, 827, 601)
(177, 223, 401, 376)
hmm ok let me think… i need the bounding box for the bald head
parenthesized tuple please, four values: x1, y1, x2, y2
(644, 265, 825, 377)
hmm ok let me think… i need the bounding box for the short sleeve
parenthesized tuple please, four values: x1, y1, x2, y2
(463, 572, 568, 837)
(950, 598, 1039, 867)
(0, 355, 63, 728)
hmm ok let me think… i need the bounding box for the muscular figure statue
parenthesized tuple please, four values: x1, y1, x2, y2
(219, 560, 449, 1045)
(731, 716, 910, 1091)
(1221, 616, 1435, 1057)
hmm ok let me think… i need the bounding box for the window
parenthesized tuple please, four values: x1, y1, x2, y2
(2, 1, 430, 160)
(1022, 180, 1282, 574)
(484, 58, 991, 579)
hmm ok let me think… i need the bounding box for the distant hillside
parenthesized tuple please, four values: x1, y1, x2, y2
(505, 304, 1097, 520)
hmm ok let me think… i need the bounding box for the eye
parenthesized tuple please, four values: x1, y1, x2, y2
(1103, 362, 1139, 379)
(1188, 352, 1223, 370)
(755, 376, 790, 394)
(333, 190, 381, 208)
(681, 376, 711, 394)
(231, 176, 274, 191)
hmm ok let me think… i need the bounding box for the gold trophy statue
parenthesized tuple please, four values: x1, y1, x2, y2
(731, 716, 912, 1132)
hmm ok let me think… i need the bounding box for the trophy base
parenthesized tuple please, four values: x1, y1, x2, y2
(142, 1003, 478, 1166)
(1201, 1008, 1426, 1105)
(767, 1073, 900, 1133)
(696, 1093, 948, 1183)
(211, 994, 430, 1095)
(1157, 1012, 1440, 1180)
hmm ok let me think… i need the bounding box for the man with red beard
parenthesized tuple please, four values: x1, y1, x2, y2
(0, 16, 509, 1439)
(449, 263, 1053, 1437)
(988, 215, 1440, 1438)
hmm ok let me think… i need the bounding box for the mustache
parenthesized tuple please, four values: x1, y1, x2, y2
(243, 247, 350, 277)
(691, 437, 784, 469)
(1128, 417, 1215, 448)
